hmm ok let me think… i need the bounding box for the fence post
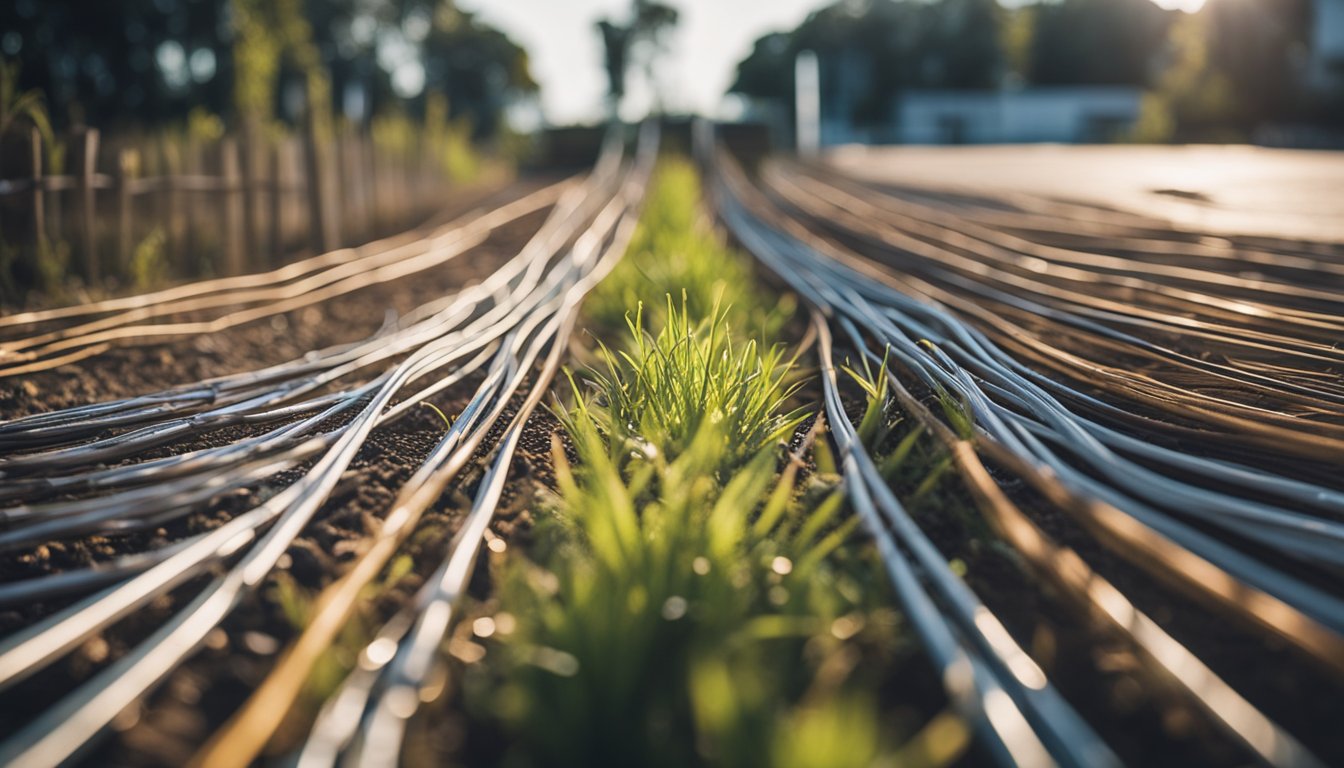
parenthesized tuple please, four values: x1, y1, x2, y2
(365, 135, 380, 237)
(269, 139, 283, 265)
(221, 138, 245, 276)
(417, 132, 430, 208)
(388, 142, 403, 233)
(346, 134, 366, 242)
(333, 128, 349, 247)
(183, 139, 200, 268)
(340, 133, 356, 242)
(77, 127, 100, 283)
(29, 127, 45, 257)
(242, 118, 261, 264)
(160, 142, 179, 272)
(116, 148, 138, 274)
(302, 108, 331, 254)
(404, 135, 415, 224)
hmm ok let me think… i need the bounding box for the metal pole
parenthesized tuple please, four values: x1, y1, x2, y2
(795, 50, 820, 159)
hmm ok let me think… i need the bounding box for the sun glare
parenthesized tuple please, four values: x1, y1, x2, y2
(1151, 0, 1208, 13)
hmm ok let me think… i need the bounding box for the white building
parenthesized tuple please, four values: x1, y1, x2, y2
(894, 88, 1143, 145)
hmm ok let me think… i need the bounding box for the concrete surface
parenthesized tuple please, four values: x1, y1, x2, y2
(827, 144, 1344, 242)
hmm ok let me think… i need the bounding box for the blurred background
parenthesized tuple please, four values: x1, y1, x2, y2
(5, 0, 1343, 141)
(0, 0, 1341, 299)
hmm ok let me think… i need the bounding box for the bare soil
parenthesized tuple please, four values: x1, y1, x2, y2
(0, 179, 567, 765)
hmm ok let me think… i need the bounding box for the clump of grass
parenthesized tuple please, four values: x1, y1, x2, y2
(468, 310, 904, 767)
(578, 297, 805, 475)
(845, 360, 994, 552)
(452, 159, 959, 767)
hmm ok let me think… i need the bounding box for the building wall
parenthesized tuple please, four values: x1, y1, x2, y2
(1310, 0, 1344, 91)
(895, 88, 1143, 145)
(820, 49, 876, 146)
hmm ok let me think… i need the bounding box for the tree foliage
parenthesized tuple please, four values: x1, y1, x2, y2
(729, 0, 1329, 140)
(1027, 0, 1171, 87)
(0, 0, 233, 128)
(420, 9, 539, 138)
(0, 0, 536, 136)
(0, 59, 53, 147)
(729, 0, 1006, 130)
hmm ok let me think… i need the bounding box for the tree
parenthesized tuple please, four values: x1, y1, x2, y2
(595, 0, 680, 119)
(0, 0, 537, 140)
(420, 8, 539, 138)
(935, 0, 1003, 89)
(1202, 0, 1311, 130)
(729, 0, 1003, 132)
(1000, 6, 1036, 86)
(233, 0, 331, 128)
(1133, 9, 1240, 141)
(597, 20, 632, 117)
(1027, 0, 1171, 86)
(298, 0, 536, 137)
(0, 0, 232, 128)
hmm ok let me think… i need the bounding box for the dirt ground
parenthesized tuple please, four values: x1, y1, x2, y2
(2, 166, 1341, 766)
(0, 179, 568, 765)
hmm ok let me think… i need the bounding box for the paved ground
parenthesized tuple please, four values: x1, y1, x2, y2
(828, 144, 1344, 242)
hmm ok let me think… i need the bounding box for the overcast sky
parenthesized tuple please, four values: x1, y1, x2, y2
(458, 0, 827, 125)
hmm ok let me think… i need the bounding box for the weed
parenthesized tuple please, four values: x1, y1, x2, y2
(845, 364, 994, 564)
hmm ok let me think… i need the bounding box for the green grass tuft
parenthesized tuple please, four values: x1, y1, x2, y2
(455, 157, 961, 768)
(574, 295, 806, 476)
(478, 310, 903, 767)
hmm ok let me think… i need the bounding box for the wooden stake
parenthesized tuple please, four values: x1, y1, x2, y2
(269, 139, 283, 264)
(77, 127, 100, 282)
(116, 148, 138, 273)
(241, 118, 261, 263)
(221, 138, 244, 275)
(160, 141, 179, 272)
(29, 127, 45, 254)
(302, 108, 330, 253)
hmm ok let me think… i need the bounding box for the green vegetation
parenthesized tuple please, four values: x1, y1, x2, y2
(129, 228, 168, 291)
(0, 1, 512, 298)
(372, 93, 482, 184)
(0, 59, 60, 298)
(1131, 12, 1237, 143)
(265, 571, 375, 710)
(2, 2, 537, 138)
(0, 59, 52, 148)
(584, 159, 788, 336)
(846, 355, 1029, 610)
(458, 159, 958, 767)
(574, 298, 805, 475)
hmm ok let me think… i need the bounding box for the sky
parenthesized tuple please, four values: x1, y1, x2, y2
(458, 0, 827, 125)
